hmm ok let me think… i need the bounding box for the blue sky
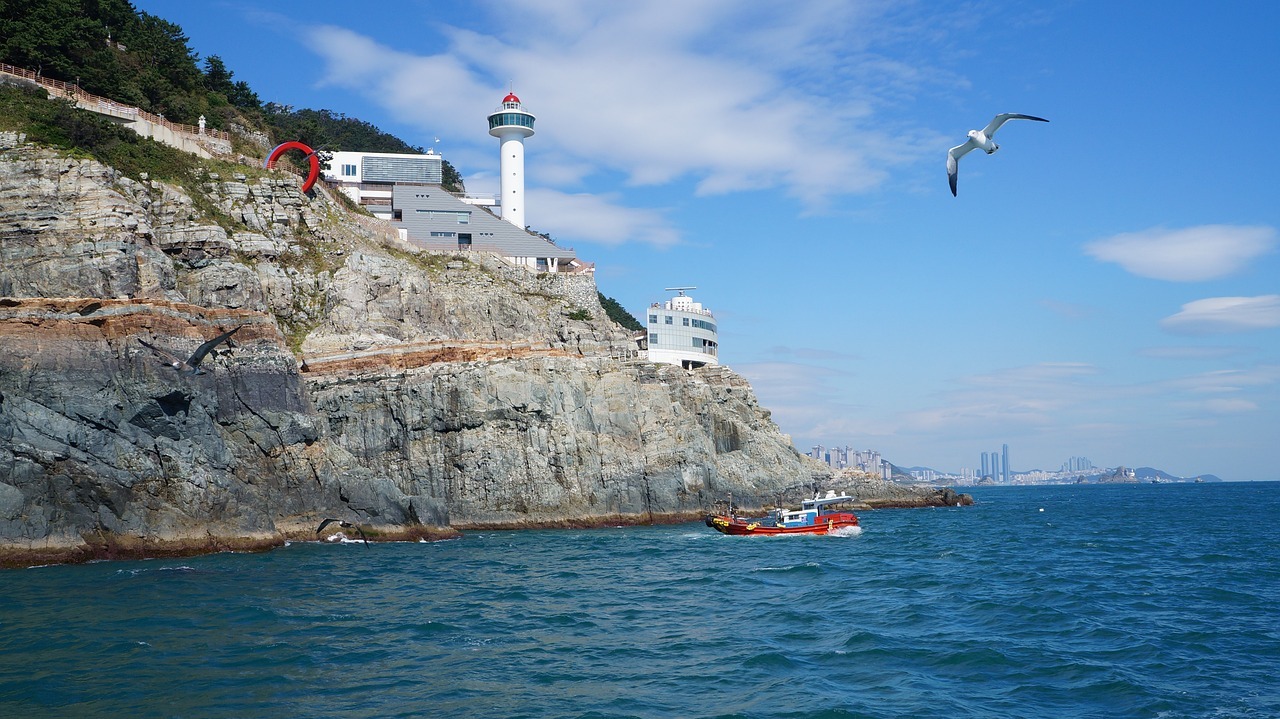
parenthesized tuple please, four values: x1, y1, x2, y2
(130, 0, 1280, 480)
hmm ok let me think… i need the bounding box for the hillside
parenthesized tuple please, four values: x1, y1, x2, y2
(0, 0, 463, 189)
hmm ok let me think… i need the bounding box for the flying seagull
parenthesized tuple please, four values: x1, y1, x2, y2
(139, 325, 243, 376)
(947, 113, 1048, 196)
(316, 518, 370, 547)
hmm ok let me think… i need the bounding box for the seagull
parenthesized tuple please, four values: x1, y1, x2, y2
(316, 518, 370, 546)
(139, 325, 243, 376)
(947, 113, 1048, 196)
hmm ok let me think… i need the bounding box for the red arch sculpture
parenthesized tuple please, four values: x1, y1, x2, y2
(264, 141, 320, 192)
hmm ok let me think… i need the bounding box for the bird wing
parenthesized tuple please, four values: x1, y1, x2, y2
(353, 525, 370, 547)
(982, 113, 1049, 137)
(138, 338, 185, 365)
(947, 139, 979, 196)
(316, 518, 339, 534)
(188, 325, 243, 367)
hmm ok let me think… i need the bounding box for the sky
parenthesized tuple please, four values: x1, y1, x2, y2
(129, 0, 1280, 481)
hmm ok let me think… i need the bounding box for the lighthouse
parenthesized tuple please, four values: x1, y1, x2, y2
(487, 92, 535, 229)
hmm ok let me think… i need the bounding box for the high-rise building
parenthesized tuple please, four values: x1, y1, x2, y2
(981, 452, 989, 479)
(1002, 443, 1010, 484)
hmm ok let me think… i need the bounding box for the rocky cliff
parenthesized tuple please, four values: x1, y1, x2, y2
(0, 138, 965, 567)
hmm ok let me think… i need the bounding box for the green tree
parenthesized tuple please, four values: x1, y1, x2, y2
(598, 293, 644, 331)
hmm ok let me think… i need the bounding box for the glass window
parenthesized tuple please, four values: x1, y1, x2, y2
(649, 333, 658, 344)
(665, 316, 673, 324)
(682, 317, 689, 326)
(341, 164, 357, 176)
(648, 314, 657, 323)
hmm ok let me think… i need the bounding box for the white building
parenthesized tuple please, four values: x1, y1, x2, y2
(646, 288, 719, 369)
(487, 92, 535, 229)
(322, 149, 445, 219)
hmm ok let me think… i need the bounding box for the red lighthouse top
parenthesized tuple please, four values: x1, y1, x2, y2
(502, 93, 521, 104)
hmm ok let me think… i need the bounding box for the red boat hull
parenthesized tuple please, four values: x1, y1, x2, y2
(705, 513, 860, 536)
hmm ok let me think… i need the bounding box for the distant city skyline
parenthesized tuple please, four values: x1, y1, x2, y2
(811, 440, 1132, 479)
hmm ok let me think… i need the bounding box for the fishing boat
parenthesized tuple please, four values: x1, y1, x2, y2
(704, 491, 860, 536)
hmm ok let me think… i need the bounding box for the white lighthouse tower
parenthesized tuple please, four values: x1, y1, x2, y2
(487, 92, 535, 229)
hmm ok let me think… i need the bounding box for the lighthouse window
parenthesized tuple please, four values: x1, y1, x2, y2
(489, 113, 534, 130)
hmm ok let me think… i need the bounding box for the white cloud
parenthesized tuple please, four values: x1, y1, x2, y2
(1199, 398, 1259, 414)
(1160, 295, 1280, 334)
(1138, 346, 1247, 360)
(1165, 365, 1280, 394)
(1084, 225, 1277, 281)
(297, 1, 946, 241)
(527, 189, 679, 248)
(896, 363, 1105, 436)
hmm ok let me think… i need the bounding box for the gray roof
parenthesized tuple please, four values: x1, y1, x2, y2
(392, 185, 577, 259)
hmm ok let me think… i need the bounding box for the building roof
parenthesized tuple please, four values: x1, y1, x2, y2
(392, 185, 577, 260)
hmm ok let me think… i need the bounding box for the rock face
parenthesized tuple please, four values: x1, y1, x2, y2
(0, 141, 964, 566)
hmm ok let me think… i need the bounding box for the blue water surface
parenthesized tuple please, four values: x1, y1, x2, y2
(2, 481, 1278, 718)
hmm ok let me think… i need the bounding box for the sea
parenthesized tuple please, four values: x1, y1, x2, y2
(2, 481, 1277, 719)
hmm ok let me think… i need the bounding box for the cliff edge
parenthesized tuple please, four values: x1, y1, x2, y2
(0, 137, 966, 567)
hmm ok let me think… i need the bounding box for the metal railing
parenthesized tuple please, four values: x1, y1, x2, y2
(0, 61, 232, 142)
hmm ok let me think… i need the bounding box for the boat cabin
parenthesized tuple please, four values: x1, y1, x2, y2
(775, 492, 856, 528)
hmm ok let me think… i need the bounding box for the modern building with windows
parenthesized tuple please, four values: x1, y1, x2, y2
(322, 149, 447, 219)
(646, 288, 719, 369)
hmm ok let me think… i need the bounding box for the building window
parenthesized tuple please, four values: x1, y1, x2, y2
(341, 164, 357, 177)
(665, 316, 673, 324)
(682, 317, 690, 326)
(649, 333, 658, 344)
(648, 314, 657, 323)
(430, 231, 455, 238)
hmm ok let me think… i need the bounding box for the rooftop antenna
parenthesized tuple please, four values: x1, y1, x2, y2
(665, 286, 697, 296)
